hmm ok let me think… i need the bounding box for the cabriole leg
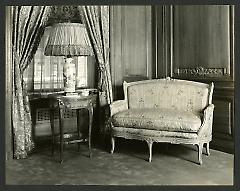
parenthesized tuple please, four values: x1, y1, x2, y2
(206, 142, 210, 156)
(76, 109, 81, 152)
(110, 136, 115, 154)
(197, 143, 204, 165)
(147, 140, 153, 162)
(49, 109, 55, 156)
(59, 108, 64, 164)
(88, 104, 93, 158)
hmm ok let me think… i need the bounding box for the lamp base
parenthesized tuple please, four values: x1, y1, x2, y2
(63, 57, 76, 93)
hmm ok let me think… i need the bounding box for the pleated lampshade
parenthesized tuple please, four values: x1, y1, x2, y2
(44, 23, 93, 57)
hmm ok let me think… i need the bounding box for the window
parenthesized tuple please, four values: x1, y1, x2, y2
(23, 26, 95, 92)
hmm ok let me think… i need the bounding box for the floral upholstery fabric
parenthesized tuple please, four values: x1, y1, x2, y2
(112, 108, 202, 133)
(127, 79, 209, 113)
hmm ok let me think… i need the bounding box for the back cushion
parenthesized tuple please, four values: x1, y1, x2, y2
(127, 79, 210, 113)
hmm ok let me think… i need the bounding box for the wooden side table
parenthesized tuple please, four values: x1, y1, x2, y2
(48, 93, 97, 163)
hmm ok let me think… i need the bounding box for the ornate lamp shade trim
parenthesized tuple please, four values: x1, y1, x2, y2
(44, 23, 93, 56)
(45, 44, 93, 56)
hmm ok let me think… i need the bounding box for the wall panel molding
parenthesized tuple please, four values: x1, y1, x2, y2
(5, 6, 13, 160)
(170, 5, 234, 81)
(165, 5, 235, 153)
(110, 6, 152, 100)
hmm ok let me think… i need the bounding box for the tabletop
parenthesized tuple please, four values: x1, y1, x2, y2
(48, 94, 97, 110)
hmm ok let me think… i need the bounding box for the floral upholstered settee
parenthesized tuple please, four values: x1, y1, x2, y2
(109, 77, 214, 165)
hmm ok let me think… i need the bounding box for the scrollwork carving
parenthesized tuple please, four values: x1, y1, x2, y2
(175, 66, 228, 77)
(47, 6, 82, 25)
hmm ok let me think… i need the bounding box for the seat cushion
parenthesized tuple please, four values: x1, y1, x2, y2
(112, 126, 198, 140)
(112, 109, 202, 133)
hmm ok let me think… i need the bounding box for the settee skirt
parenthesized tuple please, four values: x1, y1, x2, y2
(111, 126, 211, 164)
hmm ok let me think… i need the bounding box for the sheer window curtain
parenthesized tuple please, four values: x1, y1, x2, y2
(23, 27, 65, 92)
(12, 6, 51, 159)
(78, 6, 113, 133)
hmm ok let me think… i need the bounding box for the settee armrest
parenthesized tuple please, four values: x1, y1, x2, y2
(198, 104, 215, 138)
(110, 100, 128, 116)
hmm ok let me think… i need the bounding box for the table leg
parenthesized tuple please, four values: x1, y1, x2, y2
(30, 103, 37, 144)
(59, 108, 64, 164)
(49, 108, 55, 155)
(76, 109, 81, 152)
(88, 104, 93, 158)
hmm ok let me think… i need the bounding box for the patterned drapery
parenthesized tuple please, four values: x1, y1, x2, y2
(78, 6, 113, 133)
(12, 6, 51, 159)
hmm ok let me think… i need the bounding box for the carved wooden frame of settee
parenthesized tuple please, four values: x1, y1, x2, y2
(109, 78, 214, 165)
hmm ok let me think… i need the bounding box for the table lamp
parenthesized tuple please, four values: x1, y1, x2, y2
(44, 23, 93, 94)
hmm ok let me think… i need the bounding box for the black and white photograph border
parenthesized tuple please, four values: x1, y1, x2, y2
(1, 1, 240, 191)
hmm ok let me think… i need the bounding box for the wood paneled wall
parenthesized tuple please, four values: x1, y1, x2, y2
(172, 5, 233, 79)
(110, 6, 152, 100)
(5, 6, 13, 160)
(158, 5, 235, 153)
(110, 5, 234, 153)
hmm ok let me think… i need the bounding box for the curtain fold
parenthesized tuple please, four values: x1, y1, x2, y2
(12, 6, 51, 159)
(78, 6, 113, 133)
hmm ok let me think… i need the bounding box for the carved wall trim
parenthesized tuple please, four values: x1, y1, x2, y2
(47, 6, 82, 25)
(169, 6, 234, 81)
(174, 66, 228, 77)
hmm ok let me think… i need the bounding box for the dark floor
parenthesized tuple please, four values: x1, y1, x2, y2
(6, 139, 234, 185)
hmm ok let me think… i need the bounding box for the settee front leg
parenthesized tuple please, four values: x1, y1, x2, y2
(146, 140, 153, 162)
(206, 142, 210, 156)
(197, 143, 204, 165)
(110, 136, 115, 154)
